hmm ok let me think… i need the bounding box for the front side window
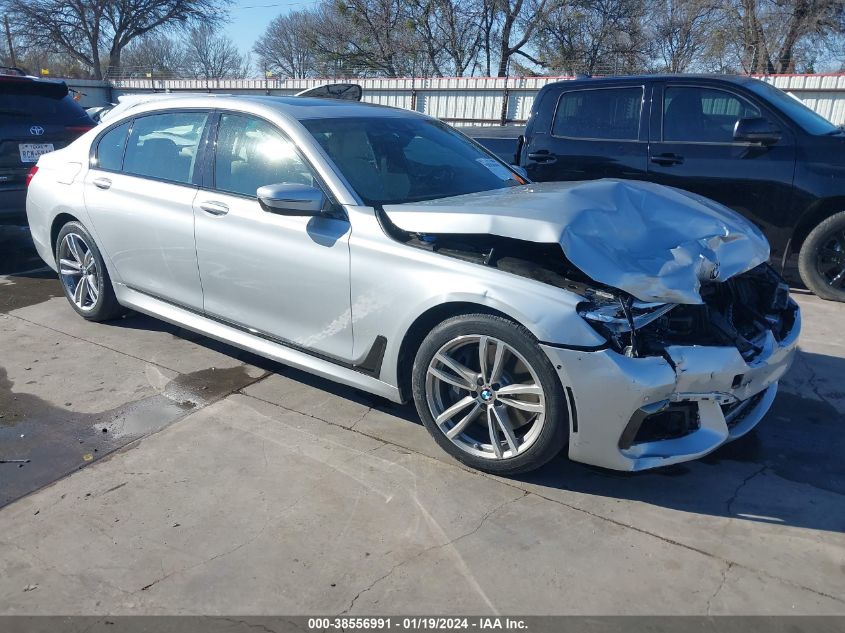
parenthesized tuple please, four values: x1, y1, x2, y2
(94, 122, 130, 171)
(301, 116, 522, 206)
(552, 87, 643, 140)
(663, 86, 761, 143)
(746, 80, 837, 135)
(123, 112, 208, 184)
(214, 114, 316, 197)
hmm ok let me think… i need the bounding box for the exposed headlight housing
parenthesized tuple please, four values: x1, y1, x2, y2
(578, 290, 676, 356)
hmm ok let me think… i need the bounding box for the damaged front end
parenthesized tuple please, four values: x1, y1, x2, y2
(383, 179, 801, 470)
(570, 263, 800, 469)
(578, 263, 797, 361)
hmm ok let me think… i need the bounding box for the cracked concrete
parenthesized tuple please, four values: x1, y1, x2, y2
(725, 465, 767, 515)
(0, 261, 843, 614)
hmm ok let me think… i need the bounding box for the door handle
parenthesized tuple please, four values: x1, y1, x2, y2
(92, 177, 112, 190)
(650, 153, 684, 166)
(527, 151, 557, 164)
(199, 201, 229, 216)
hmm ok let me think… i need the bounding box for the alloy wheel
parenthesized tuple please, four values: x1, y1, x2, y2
(815, 230, 845, 289)
(58, 233, 100, 312)
(425, 334, 546, 460)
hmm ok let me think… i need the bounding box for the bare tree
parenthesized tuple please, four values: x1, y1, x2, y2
(435, 0, 486, 75)
(253, 10, 317, 78)
(407, 0, 486, 76)
(647, 0, 720, 72)
(3, 0, 227, 79)
(309, 0, 426, 76)
(122, 32, 186, 77)
(536, 0, 648, 75)
(718, 0, 845, 73)
(183, 24, 249, 78)
(496, 0, 548, 76)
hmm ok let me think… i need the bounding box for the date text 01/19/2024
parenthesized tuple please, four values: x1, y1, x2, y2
(307, 617, 528, 630)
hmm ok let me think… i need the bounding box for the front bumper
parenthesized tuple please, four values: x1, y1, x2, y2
(541, 302, 801, 471)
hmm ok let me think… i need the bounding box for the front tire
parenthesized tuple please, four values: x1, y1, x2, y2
(798, 210, 845, 302)
(55, 221, 124, 321)
(412, 313, 568, 475)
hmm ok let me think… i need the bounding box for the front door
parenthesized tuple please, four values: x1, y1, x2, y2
(193, 112, 353, 360)
(83, 111, 209, 310)
(646, 84, 797, 259)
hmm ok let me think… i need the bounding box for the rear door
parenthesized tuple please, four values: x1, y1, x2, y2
(83, 111, 209, 310)
(646, 82, 797, 258)
(523, 83, 649, 182)
(0, 79, 93, 198)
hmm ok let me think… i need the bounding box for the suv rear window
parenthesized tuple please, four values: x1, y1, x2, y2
(552, 87, 643, 140)
(0, 80, 90, 123)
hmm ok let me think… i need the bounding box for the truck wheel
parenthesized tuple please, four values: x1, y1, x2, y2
(798, 211, 845, 302)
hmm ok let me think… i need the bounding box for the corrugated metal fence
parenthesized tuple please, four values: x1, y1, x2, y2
(66, 74, 845, 125)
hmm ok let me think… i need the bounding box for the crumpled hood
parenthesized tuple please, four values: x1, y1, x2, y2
(383, 179, 770, 304)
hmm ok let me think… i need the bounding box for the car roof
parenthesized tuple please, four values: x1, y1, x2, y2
(0, 73, 70, 91)
(542, 74, 762, 90)
(122, 94, 422, 122)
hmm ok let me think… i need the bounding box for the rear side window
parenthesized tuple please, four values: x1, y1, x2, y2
(552, 87, 643, 140)
(663, 86, 761, 143)
(214, 113, 315, 197)
(94, 122, 130, 171)
(123, 112, 208, 184)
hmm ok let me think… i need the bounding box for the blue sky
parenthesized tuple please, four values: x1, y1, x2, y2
(225, 0, 317, 58)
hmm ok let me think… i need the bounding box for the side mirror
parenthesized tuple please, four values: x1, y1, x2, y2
(257, 183, 326, 216)
(734, 117, 781, 145)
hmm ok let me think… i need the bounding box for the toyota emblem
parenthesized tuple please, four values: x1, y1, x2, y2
(29, 126, 45, 136)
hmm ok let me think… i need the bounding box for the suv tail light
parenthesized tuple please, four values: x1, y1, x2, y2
(66, 125, 95, 137)
(26, 165, 38, 187)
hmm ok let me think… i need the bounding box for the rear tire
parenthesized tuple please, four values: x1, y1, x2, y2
(412, 313, 568, 475)
(798, 211, 845, 302)
(55, 221, 125, 321)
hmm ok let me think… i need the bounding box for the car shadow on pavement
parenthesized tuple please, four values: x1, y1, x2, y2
(109, 313, 423, 424)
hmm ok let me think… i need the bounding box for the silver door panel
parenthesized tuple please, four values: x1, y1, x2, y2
(82, 171, 204, 310)
(193, 192, 353, 360)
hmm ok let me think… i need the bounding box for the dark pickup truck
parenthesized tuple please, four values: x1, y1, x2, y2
(468, 75, 845, 302)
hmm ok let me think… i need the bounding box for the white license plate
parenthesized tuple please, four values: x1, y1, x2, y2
(19, 143, 54, 163)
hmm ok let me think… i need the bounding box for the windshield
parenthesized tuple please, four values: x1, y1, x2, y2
(301, 116, 524, 206)
(747, 81, 839, 135)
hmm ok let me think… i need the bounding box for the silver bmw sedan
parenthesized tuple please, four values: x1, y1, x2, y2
(25, 95, 800, 474)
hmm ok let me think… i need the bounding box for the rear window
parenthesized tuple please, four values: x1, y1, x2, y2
(0, 81, 90, 123)
(122, 112, 208, 184)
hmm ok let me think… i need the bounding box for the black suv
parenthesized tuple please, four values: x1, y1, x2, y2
(487, 75, 845, 302)
(1, 68, 94, 218)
